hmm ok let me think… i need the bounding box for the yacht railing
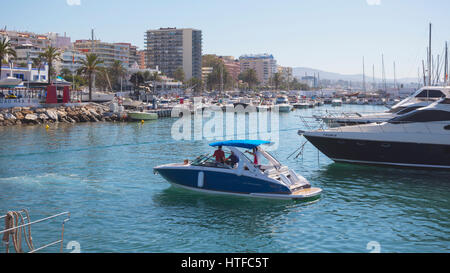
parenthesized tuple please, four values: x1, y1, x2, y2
(0, 210, 70, 253)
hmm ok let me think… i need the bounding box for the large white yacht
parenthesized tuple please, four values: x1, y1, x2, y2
(319, 86, 450, 127)
(301, 98, 450, 169)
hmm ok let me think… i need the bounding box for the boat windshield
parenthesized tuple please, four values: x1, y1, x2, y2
(389, 109, 450, 123)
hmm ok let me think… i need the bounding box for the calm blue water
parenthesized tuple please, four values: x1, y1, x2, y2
(0, 104, 449, 253)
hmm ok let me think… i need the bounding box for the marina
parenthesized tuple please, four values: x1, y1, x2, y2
(0, 103, 449, 253)
(1, 0, 449, 258)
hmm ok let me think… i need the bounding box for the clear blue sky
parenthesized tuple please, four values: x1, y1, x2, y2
(2, 0, 450, 78)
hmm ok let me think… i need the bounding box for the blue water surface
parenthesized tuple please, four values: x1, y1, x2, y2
(0, 104, 448, 253)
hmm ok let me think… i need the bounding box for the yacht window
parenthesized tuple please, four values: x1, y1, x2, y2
(415, 90, 444, 98)
(396, 106, 422, 115)
(390, 110, 450, 123)
(444, 125, 450, 130)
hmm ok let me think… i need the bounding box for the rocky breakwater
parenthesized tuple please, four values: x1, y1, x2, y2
(0, 104, 126, 127)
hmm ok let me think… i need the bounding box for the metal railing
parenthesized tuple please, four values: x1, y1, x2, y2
(0, 210, 70, 253)
(297, 114, 450, 136)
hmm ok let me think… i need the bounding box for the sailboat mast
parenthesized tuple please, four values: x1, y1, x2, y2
(428, 23, 432, 86)
(422, 60, 426, 86)
(393, 62, 397, 90)
(362, 56, 366, 92)
(445, 41, 449, 86)
(372, 64, 375, 91)
(382, 54, 387, 92)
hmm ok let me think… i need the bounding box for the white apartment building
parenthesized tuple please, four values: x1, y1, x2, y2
(145, 28, 202, 80)
(239, 53, 277, 85)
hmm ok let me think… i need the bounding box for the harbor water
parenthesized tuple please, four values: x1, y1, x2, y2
(0, 104, 449, 253)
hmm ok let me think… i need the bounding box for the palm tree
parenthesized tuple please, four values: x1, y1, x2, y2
(78, 53, 104, 102)
(32, 57, 44, 81)
(39, 46, 61, 85)
(239, 69, 259, 90)
(272, 72, 284, 90)
(109, 60, 126, 90)
(0, 37, 17, 79)
(173, 67, 185, 83)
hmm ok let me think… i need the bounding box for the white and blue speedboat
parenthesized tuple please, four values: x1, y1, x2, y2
(154, 140, 322, 200)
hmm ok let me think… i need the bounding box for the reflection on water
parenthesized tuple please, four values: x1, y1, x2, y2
(0, 104, 449, 252)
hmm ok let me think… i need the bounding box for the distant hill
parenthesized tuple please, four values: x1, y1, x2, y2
(292, 67, 417, 83)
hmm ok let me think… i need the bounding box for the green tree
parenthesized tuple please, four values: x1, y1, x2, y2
(186, 77, 203, 95)
(39, 46, 61, 85)
(173, 67, 185, 82)
(78, 53, 104, 102)
(206, 62, 232, 91)
(239, 69, 259, 90)
(289, 78, 310, 90)
(202, 54, 222, 67)
(0, 37, 17, 78)
(272, 72, 284, 90)
(32, 56, 44, 81)
(109, 60, 126, 90)
(60, 68, 72, 80)
(95, 67, 112, 91)
(130, 72, 145, 89)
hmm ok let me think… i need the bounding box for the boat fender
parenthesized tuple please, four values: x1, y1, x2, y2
(198, 171, 204, 188)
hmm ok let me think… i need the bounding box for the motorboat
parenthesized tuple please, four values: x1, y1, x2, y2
(80, 91, 115, 102)
(0, 76, 23, 88)
(293, 100, 310, 109)
(128, 111, 158, 120)
(301, 98, 450, 169)
(331, 99, 343, 106)
(275, 96, 293, 112)
(154, 140, 322, 200)
(318, 86, 450, 127)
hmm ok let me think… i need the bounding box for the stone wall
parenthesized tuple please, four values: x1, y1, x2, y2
(0, 104, 126, 126)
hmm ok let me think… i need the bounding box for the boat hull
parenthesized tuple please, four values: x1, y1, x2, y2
(275, 105, 292, 112)
(154, 165, 321, 199)
(155, 166, 291, 194)
(170, 182, 322, 200)
(304, 135, 450, 169)
(128, 112, 158, 120)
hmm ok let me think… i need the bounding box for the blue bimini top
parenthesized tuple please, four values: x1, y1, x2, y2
(209, 140, 271, 149)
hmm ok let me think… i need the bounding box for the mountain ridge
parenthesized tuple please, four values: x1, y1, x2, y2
(292, 67, 418, 83)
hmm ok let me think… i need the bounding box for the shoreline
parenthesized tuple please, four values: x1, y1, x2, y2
(0, 104, 127, 127)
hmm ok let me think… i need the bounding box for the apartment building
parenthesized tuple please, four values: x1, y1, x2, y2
(74, 40, 132, 68)
(221, 56, 240, 82)
(145, 28, 202, 80)
(239, 53, 277, 85)
(277, 66, 293, 81)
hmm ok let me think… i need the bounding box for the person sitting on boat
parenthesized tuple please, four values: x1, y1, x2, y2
(213, 145, 225, 163)
(226, 151, 239, 168)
